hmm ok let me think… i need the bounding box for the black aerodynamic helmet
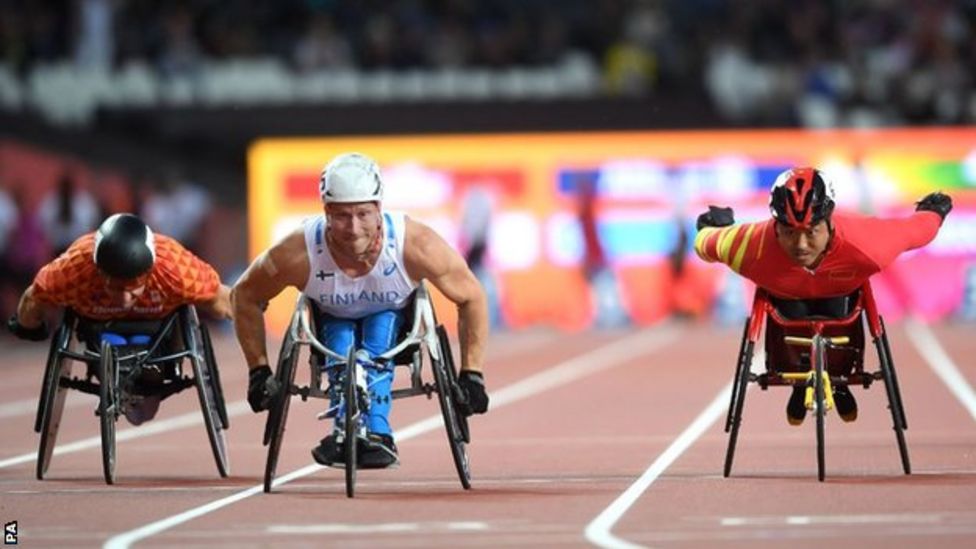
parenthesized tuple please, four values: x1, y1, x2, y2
(769, 167, 836, 228)
(93, 214, 156, 279)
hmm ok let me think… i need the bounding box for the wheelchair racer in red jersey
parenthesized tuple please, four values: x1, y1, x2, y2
(8, 213, 232, 424)
(694, 167, 952, 425)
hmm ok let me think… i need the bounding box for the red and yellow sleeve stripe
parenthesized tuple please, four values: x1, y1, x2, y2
(694, 223, 759, 274)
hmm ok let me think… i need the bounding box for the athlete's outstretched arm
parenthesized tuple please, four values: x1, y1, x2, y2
(231, 229, 309, 369)
(15, 284, 55, 328)
(403, 218, 488, 374)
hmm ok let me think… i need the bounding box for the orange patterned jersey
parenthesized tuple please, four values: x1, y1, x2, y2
(32, 233, 220, 320)
(694, 211, 942, 300)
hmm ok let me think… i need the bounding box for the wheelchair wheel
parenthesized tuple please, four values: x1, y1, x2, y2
(263, 328, 299, 493)
(344, 346, 359, 499)
(879, 317, 908, 430)
(99, 341, 118, 485)
(725, 318, 750, 433)
(433, 325, 472, 489)
(182, 308, 229, 478)
(436, 326, 471, 444)
(876, 318, 911, 474)
(200, 323, 229, 429)
(35, 320, 73, 480)
(814, 336, 826, 482)
(723, 339, 754, 478)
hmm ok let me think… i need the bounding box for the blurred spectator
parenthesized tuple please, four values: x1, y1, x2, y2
(576, 173, 629, 328)
(0, 176, 17, 318)
(73, 0, 115, 71)
(38, 170, 99, 257)
(0, 1, 973, 126)
(293, 12, 353, 72)
(3, 185, 48, 293)
(458, 186, 504, 328)
(141, 168, 212, 254)
(459, 186, 493, 270)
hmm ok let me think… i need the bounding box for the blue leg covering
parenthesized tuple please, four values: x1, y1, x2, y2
(359, 310, 403, 436)
(319, 317, 355, 430)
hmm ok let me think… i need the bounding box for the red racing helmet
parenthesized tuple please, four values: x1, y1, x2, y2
(769, 167, 835, 228)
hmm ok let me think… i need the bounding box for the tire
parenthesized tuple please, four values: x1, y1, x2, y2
(200, 323, 229, 429)
(725, 318, 750, 433)
(344, 346, 359, 498)
(877, 320, 911, 474)
(183, 308, 229, 478)
(436, 326, 471, 444)
(99, 341, 118, 485)
(433, 325, 472, 489)
(263, 329, 299, 493)
(36, 321, 72, 480)
(723, 341, 754, 478)
(880, 317, 908, 430)
(814, 336, 826, 482)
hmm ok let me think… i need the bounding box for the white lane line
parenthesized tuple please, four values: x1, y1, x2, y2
(584, 347, 765, 548)
(0, 392, 90, 419)
(905, 317, 976, 422)
(268, 521, 488, 534)
(104, 325, 682, 549)
(584, 383, 732, 549)
(720, 513, 945, 526)
(0, 402, 250, 470)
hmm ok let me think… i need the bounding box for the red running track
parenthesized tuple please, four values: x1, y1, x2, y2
(0, 320, 974, 548)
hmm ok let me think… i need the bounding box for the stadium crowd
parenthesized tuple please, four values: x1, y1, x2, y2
(0, 0, 973, 126)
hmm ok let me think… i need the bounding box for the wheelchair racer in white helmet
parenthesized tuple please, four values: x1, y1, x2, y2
(232, 151, 490, 469)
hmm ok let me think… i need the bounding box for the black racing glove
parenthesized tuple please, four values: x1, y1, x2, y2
(696, 205, 735, 231)
(916, 192, 952, 221)
(247, 365, 275, 413)
(7, 315, 50, 342)
(457, 370, 489, 416)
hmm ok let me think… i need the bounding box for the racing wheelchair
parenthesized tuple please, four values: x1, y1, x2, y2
(262, 282, 472, 498)
(33, 305, 230, 484)
(723, 281, 910, 481)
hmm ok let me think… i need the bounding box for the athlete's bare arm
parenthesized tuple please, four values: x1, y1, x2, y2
(15, 285, 55, 328)
(402, 218, 488, 373)
(197, 284, 233, 321)
(231, 228, 309, 369)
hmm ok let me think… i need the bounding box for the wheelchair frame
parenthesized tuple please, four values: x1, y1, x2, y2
(262, 282, 472, 497)
(723, 281, 910, 481)
(33, 305, 230, 484)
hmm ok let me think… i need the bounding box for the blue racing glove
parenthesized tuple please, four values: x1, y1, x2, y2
(916, 192, 952, 221)
(457, 370, 489, 416)
(7, 315, 50, 342)
(696, 205, 735, 231)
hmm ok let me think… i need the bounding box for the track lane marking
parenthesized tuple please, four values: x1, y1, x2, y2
(0, 392, 90, 419)
(104, 325, 682, 549)
(0, 402, 250, 469)
(584, 383, 732, 549)
(584, 349, 764, 548)
(905, 317, 976, 421)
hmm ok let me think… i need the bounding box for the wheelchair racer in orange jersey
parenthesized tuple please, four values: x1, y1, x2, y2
(695, 167, 952, 425)
(8, 213, 232, 423)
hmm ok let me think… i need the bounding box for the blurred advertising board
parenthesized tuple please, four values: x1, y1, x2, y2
(248, 128, 976, 332)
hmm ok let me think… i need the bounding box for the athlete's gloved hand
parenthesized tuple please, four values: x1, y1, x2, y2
(247, 365, 276, 413)
(457, 370, 489, 416)
(7, 315, 49, 342)
(916, 192, 953, 221)
(696, 205, 735, 231)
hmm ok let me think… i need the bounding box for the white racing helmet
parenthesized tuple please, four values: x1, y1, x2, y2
(319, 152, 383, 204)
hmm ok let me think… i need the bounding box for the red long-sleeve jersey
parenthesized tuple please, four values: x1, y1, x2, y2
(694, 211, 942, 299)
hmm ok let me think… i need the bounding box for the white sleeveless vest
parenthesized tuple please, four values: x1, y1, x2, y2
(302, 212, 417, 319)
